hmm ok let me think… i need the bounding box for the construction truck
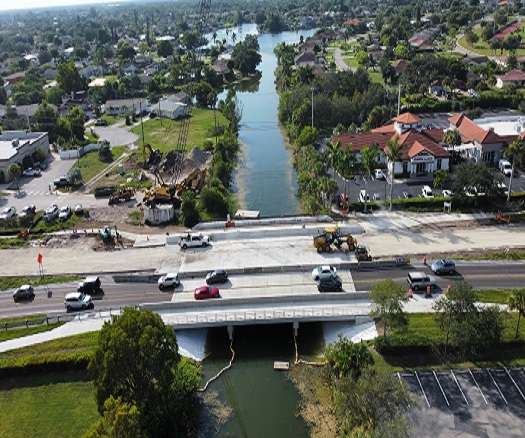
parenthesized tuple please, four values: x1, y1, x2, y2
(355, 245, 372, 261)
(108, 188, 135, 205)
(312, 227, 357, 253)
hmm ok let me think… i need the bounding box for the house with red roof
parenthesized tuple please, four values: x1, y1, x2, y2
(331, 112, 451, 178)
(495, 69, 525, 88)
(447, 113, 507, 164)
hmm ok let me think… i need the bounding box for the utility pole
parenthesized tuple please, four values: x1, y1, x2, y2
(397, 83, 402, 116)
(139, 100, 145, 144)
(310, 87, 314, 128)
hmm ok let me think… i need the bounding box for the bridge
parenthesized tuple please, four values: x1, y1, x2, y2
(141, 293, 373, 338)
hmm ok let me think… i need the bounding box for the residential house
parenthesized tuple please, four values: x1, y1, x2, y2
(495, 69, 525, 88)
(123, 64, 140, 76)
(4, 71, 26, 85)
(60, 91, 90, 115)
(294, 51, 316, 67)
(79, 64, 105, 79)
(104, 98, 148, 116)
(460, 55, 489, 67)
(332, 112, 451, 177)
(211, 58, 229, 74)
(144, 62, 160, 76)
(157, 95, 188, 120)
(43, 69, 58, 81)
(392, 59, 407, 76)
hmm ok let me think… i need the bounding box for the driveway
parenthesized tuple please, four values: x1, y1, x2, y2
(333, 48, 353, 72)
(91, 121, 139, 147)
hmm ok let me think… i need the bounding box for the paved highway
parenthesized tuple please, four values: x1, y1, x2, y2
(1, 261, 524, 319)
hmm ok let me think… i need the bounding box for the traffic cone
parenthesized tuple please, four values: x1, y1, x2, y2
(426, 286, 431, 298)
(423, 256, 427, 265)
(408, 288, 413, 298)
(147, 235, 149, 241)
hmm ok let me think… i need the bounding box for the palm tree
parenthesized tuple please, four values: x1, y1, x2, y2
(339, 147, 354, 208)
(325, 140, 342, 180)
(360, 145, 379, 213)
(508, 289, 525, 338)
(7, 163, 21, 191)
(504, 137, 525, 202)
(384, 135, 403, 211)
(212, 31, 217, 45)
(443, 129, 462, 165)
(231, 31, 237, 45)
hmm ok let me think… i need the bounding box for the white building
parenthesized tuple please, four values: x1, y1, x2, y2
(0, 131, 49, 181)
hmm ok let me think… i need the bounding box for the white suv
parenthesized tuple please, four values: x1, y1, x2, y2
(158, 273, 180, 290)
(421, 185, 434, 198)
(64, 292, 93, 311)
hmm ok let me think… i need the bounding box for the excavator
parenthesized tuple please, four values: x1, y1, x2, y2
(175, 168, 207, 195)
(100, 225, 118, 243)
(142, 143, 162, 166)
(313, 227, 357, 253)
(143, 167, 179, 206)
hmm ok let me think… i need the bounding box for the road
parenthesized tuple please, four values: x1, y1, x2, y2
(2, 261, 524, 319)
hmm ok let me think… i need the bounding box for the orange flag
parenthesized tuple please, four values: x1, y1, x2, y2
(37, 253, 43, 264)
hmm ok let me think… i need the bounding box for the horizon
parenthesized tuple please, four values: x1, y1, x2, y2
(0, 0, 128, 13)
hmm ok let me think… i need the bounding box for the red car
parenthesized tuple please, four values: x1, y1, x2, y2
(194, 285, 220, 300)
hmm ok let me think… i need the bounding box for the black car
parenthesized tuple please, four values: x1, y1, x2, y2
(13, 285, 35, 302)
(206, 269, 228, 284)
(77, 276, 102, 294)
(94, 119, 108, 126)
(317, 277, 343, 292)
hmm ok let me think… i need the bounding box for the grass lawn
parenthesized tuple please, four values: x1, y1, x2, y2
(67, 146, 127, 183)
(0, 322, 64, 342)
(458, 30, 525, 57)
(0, 370, 97, 438)
(474, 288, 519, 304)
(131, 108, 227, 154)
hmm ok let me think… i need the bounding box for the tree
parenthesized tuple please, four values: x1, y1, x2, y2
(35, 100, 59, 142)
(433, 281, 505, 357)
(384, 135, 403, 211)
(360, 145, 379, 213)
(88, 308, 199, 437)
(433, 169, 450, 189)
(192, 81, 214, 108)
(157, 40, 173, 58)
(443, 129, 462, 164)
(98, 141, 113, 162)
(116, 39, 136, 64)
(180, 190, 200, 228)
(325, 334, 374, 381)
(7, 163, 22, 190)
(56, 60, 84, 94)
(334, 363, 412, 437)
(325, 140, 342, 179)
(508, 289, 525, 338)
(504, 137, 525, 202)
(369, 279, 408, 336)
(69, 168, 83, 186)
(231, 34, 262, 76)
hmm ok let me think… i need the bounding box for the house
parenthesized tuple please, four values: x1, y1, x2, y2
(460, 55, 489, 67)
(211, 58, 229, 74)
(63, 47, 75, 57)
(332, 112, 451, 177)
(0, 131, 50, 181)
(4, 71, 26, 85)
(409, 37, 434, 51)
(391, 59, 407, 76)
(495, 69, 525, 88)
(294, 51, 316, 67)
(157, 95, 188, 120)
(123, 64, 140, 76)
(448, 113, 506, 164)
(144, 62, 160, 76)
(79, 65, 105, 79)
(104, 98, 148, 116)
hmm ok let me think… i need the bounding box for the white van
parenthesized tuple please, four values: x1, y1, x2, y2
(499, 159, 512, 177)
(358, 190, 370, 202)
(421, 185, 434, 198)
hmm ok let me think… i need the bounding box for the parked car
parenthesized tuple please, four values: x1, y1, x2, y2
(23, 167, 41, 177)
(317, 276, 343, 292)
(374, 169, 385, 180)
(94, 119, 108, 126)
(43, 204, 59, 222)
(431, 259, 456, 275)
(194, 285, 220, 300)
(372, 193, 381, 201)
(311, 265, 337, 281)
(59, 205, 72, 221)
(402, 191, 413, 199)
(13, 285, 35, 302)
(74, 204, 83, 215)
(206, 269, 229, 284)
(77, 276, 102, 294)
(54, 176, 70, 187)
(158, 273, 180, 290)
(64, 292, 93, 311)
(35, 161, 47, 170)
(442, 189, 454, 198)
(19, 205, 36, 217)
(358, 190, 370, 203)
(0, 206, 16, 220)
(421, 185, 434, 198)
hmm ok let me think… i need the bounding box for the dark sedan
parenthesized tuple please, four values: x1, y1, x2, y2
(317, 277, 343, 292)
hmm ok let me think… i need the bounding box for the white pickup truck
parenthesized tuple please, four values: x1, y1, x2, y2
(178, 233, 210, 249)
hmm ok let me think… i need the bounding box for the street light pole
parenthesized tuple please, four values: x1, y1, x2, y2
(310, 87, 314, 128)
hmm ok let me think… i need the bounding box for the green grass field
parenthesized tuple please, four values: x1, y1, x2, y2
(0, 371, 97, 438)
(67, 146, 127, 183)
(131, 108, 227, 154)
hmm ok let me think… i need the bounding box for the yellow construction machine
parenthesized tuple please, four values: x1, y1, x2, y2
(175, 168, 207, 195)
(312, 227, 357, 253)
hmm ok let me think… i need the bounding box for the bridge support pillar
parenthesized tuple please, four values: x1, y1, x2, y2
(293, 321, 299, 336)
(227, 325, 234, 340)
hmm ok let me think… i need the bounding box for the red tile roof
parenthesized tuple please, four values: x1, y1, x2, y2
(393, 112, 421, 124)
(448, 113, 503, 144)
(497, 69, 525, 82)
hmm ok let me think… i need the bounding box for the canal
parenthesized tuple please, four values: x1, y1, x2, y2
(214, 24, 318, 217)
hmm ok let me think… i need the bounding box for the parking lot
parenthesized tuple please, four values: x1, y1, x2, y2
(404, 367, 525, 437)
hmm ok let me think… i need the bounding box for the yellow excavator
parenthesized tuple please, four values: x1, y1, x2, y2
(175, 168, 207, 195)
(142, 143, 161, 166)
(313, 227, 357, 253)
(143, 168, 179, 206)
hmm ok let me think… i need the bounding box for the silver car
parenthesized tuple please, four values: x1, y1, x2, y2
(64, 292, 93, 311)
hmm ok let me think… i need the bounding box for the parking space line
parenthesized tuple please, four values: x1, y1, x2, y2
(505, 367, 525, 402)
(451, 370, 469, 405)
(487, 369, 508, 404)
(415, 371, 430, 408)
(469, 369, 488, 404)
(397, 372, 411, 408)
(433, 371, 450, 406)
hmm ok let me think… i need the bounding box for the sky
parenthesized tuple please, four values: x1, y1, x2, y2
(0, 0, 128, 12)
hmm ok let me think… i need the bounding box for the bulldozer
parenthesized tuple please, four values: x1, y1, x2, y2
(355, 245, 372, 261)
(312, 227, 357, 253)
(108, 187, 135, 205)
